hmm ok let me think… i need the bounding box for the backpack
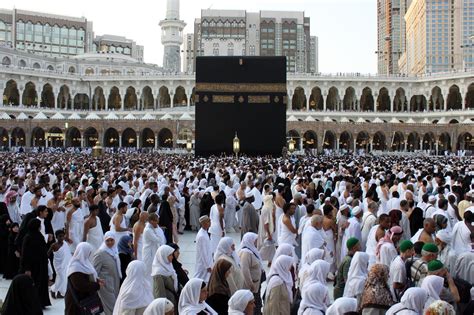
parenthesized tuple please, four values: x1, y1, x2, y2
(405, 257, 421, 289)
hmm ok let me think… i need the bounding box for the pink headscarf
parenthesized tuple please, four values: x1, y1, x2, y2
(4, 190, 18, 205)
(376, 225, 403, 258)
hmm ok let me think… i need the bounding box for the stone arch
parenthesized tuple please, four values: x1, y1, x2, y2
(108, 86, 121, 110)
(84, 127, 99, 147)
(422, 132, 435, 151)
(323, 131, 336, 150)
(446, 85, 462, 110)
(393, 88, 407, 112)
(3, 79, 19, 105)
(292, 87, 306, 110)
(449, 119, 459, 124)
(409, 95, 427, 112)
(457, 133, 473, 151)
(11, 127, 25, 147)
(66, 127, 81, 147)
(31, 127, 45, 147)
(74, 94, 89, 110)
(57, 85, 72, 109)
(429, 86, 444, 111)
(141, 86, 154, 110)
(309, 87, 324, 111)
(122, 128, 137, 147)
(22, 82, 37, 106)
(0, 127, 8, 147)
(92, 87, 106, 110)
(158, 128, 173, 148)
(68, 66, 76, 73)
(18, 59, 26, 68)
(159, 86, 171, 108)
(326, 87, 340, 111)
(287, 130, 301, 150)
(439, 133, 451, 153)
(32, 62, 41, 69)
(343, 87, 357, 111)
(178, 128, 193, 141)
(47, 65, 54, 71)
(339, 131, 352, 151)
(104, 128, 119, 147)
(1, 56, 11, 65)
(41, 83, 55, 108)
(303, 130, 317, 149)
(392, 132, 404, 151)
(465, 83, 474, 109)
(407, 132, 420, 152)
(377, 87, 390, 112)
(360, 87, 374, 111)
(48, 127, 63, 147)
(356, 131, 370, 151)
(373, 132, 386, 151)
(124, 86, 137, 110)
(85, 67, 94, 75)
(141, 128, 155, 148)
(173, 86, 187, 107)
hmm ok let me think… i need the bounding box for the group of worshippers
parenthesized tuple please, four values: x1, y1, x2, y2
(0, 151, 473, 315)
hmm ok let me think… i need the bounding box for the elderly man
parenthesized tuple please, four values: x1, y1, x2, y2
(411, 218, 436, 244)
(195, 215, 213, 283)
(301, 214, 325, 265)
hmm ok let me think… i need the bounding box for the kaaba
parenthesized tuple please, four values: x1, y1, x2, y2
(195, 56, 287, 157)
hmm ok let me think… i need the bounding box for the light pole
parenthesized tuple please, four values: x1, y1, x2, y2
(233, 132, 240, 159)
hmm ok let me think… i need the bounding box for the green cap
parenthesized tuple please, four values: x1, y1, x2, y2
(400, 240, 414, 253)
(346, 237, 359, 250)
(422, 243, 439, 253)
(428, 260, 444, 272)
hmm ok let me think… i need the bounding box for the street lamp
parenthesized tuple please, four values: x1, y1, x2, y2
(233, 132, 240, 159)
(186, 137, 192, 153)
(288, 137, 296, 153)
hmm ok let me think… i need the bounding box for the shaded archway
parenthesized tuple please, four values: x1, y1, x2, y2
(159, 86, 171, 108)
(108, 87, 121, 110)
(409, 95, 427, 112)
(141, 128, 155, 148)
(339, 131, 352, 151)
(465, 83, 474, 109)
(287, 130, 301, 150)
(360, 87, 374, 111)
(356, 131, 370, 151)
(429, 86, 444, 111)
(57, 85, 71, 109)
(457, 133, 473, 151)
(407, 132, 420, 152)
(323, 131, 336, 150)
(343, 87, 357, 111)
(373, 132, 386, 151)
(11, 127, 25, 147)
(309, 87, 324, 111)
(41, 83, 55, 108)
(303, 131, 317, 149)
(292, 87, 306, 110)
(92, 87, 105, 110)
(122, 128, 137, 147)
(422, 133, 435, 151)
(104, 128, 119, 147)
(141, 86, 154, 110)
(446, 85, 462, 110)
(124, 86, 137, 110)
(173, 86, 187, 107)
(66, 127, 81, 147)
(1, 56, 11, 66)
(73, 94, 89, 110)
(190, 88, 196, 106)
(377, 88, 390, 112)
(3, 80, 19, 105)
(31, 127, 45, 147)
(22, 82, 37, 106)
(0, 128, 8, 148)
(85, 68, 94, 75)
(158, 128, 173, 148)
(438, 133, 451, 153)
(393, 88, 407, 112)
(326, 87, 340, 111)
(84, 127, 99, 147)
(391, 132, 404, 151)
(48, 127, 63, 147)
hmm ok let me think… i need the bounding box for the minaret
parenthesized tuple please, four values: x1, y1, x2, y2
(159, 0, 186, 72)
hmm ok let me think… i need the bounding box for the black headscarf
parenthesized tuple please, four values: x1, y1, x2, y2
(0, 274, 43, 315)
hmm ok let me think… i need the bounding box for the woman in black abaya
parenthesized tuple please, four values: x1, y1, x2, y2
(0, 274, 43, 315)
(19, 218, 51, 308)
(3, 222, 20, 279)
(159, 195, 174, 244)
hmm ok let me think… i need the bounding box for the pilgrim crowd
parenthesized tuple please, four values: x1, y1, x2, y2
(0, 152, 473, 315)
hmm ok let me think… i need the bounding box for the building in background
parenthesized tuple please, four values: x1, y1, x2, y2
(185, 9, 318, 73)
(400, 0, 473, 75)
(160, 0, 186, 72)
(182, 33, 195, 73)
(93, 34, 144, 62)
(377, 0, 412, 75)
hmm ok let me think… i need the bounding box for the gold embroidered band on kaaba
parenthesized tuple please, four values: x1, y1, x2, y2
(196, 83, 287, 93)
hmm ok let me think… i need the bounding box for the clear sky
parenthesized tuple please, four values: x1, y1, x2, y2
(2, 0, 378, 73)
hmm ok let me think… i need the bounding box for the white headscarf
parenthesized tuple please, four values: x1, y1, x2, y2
(298, 282, 328, 315)
(435, 229, 452, 245)
(228, 289, 254, 315)
(143, 298, 174, 315)
(113, 260, 153, 314)
(239, 232, 263, 268)
(214, 237, 240, 266)
(326, 297, 358, 315)
(304, 260, 331, 289)
(266, 255, 294, 303)
(67, 242, 98, 280)
(178, 278, 217, 315)
(343, 251, 369, 298)
(151, 245, 178, 291)
(99, 231, 122, 278)
(421, 275, 444, 307)
(386, 287, 427, 315)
